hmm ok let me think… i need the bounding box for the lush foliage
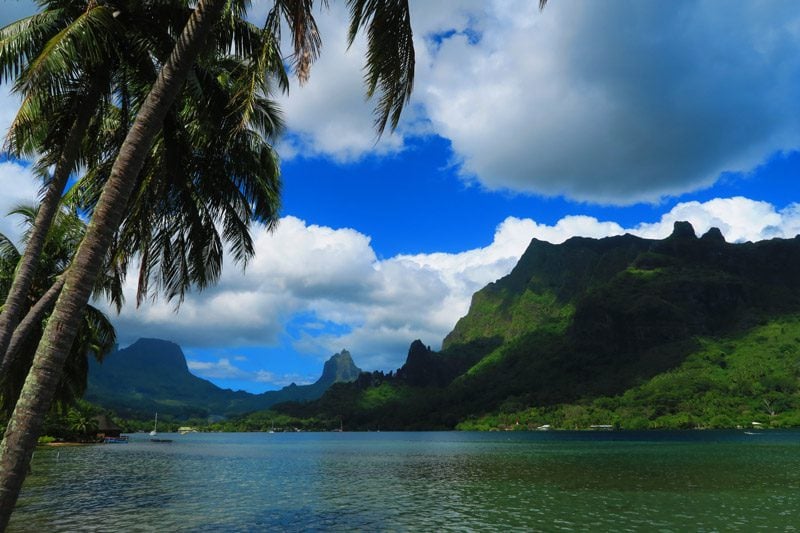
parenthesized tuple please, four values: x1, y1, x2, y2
(274, 224, 800, 430)
(459, 317, 800, 430)
(0, 206, 117, 414)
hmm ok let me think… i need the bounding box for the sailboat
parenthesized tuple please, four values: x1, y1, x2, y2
(149, 413, 173, 442)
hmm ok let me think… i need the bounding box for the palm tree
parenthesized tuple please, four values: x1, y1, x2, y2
(0, 2, 141, 364)
(0, 0, 275, 365)
(0, 0, 416, 524)
(0, 205, 117, 416)
(65, 403, 99, 438)
(1, 3, 285, 378)
(69, 50, 286, 306)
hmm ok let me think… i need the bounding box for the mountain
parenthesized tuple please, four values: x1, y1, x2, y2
(275, 222, 800, 430)
(86, 340, 362, 419)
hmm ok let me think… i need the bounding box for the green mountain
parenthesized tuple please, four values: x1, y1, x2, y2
(275, 222, 800, 430)
(86, 339, 361, 419)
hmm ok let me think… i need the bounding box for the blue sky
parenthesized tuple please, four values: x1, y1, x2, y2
(1, 1, 800, 393)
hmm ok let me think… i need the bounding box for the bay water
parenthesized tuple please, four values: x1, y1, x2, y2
(10, 430, 800, 531)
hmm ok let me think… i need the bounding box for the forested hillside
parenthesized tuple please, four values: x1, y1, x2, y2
(275, 222, 800, 429)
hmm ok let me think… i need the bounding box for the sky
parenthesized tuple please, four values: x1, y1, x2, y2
(1, 0, 800, 392)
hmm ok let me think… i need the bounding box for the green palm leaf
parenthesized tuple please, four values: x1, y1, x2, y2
(18, 5, 119, 96)
(347, 0, 414, 134)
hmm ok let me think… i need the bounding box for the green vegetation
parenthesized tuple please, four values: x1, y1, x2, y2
(0, 0, 416, 523)
(0, 206, 117, 415)
(15, 220, 797, 436)
(86, 341, 362, 419)
(459, 317, 800, 430)
(273, 223, 800, 431)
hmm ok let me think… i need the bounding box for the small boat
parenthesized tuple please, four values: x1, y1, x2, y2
(103, 436, 129, 444)
(149, 438, 173, 443)
(150, 412, 158, 437)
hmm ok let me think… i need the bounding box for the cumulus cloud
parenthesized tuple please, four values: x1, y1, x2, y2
(262, 2, 409, 162)
(255, 1, 800, 203)
(633, 198, 800, 242)
(414, 0, 800, 203)
(108, 197, 800, 372)
(187, 357, 251, 380)
(10, 2, 795, 204)
(0, 161, 40, 245)
(110, 213, 532, 370)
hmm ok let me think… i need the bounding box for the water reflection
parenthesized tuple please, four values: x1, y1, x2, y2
(10, 431, 800, 531)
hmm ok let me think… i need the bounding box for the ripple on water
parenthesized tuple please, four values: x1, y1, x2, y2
(9, 431, 800, 531)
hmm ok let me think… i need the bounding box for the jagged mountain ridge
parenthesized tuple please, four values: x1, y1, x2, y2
(86, 339, 362, 419)
(275, 222, 800, 429)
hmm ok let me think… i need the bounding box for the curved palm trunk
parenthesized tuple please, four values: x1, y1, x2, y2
(0, 277, 65, 379)
(0, 0, 226, 526)
(0, 83, 103, 370)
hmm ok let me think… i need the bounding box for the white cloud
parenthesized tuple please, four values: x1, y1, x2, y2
(108, 197, 800, 372)
(109, 213, 528, 370)
(11, 2, 795, 204)
(259, 1, 800, 204)
(632, 197, 800, 243)
(0, 161, 40, 245)
(414, 0, 800, 203)
(268, 2, 408, 162)
(254, 370, 314, 388)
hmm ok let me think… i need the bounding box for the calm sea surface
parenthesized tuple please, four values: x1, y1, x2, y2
(10, 430, 800, 531)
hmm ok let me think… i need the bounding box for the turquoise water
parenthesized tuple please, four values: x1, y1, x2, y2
(10, 431, 800, 531)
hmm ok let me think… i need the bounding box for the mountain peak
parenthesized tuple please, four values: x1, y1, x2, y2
(122, 338, 188, 373)
(701, 227, 726, 243)
(318, 349, 362, 386)
(669, 220, 697, 239)
(89, 341, 364, 419)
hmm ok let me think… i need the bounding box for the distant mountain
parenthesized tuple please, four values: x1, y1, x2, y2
(86, 339, 362, 419)
(276, 222, 800, 430)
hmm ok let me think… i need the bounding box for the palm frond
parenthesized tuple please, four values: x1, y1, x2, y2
(267, 0, 327, 84)
(347, 0, 414, 135)
(17, 5, 120, 96)
(0, 232, 20, 262)
(0, 8, 65, 84)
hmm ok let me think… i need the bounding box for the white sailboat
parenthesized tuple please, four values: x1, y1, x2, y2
(150, 413, 158, 436)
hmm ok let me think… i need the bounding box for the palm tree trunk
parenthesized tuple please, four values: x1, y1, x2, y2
(0, 82, 103, 370)
(0, 277, 65, 379)
(0, 0, 226, 526)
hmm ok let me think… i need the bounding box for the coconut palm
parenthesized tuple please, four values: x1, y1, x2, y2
(1, 3, 285, 377)
(0, 1, 156, 366)
(0, 0, 275, 365)
(0, 205, 117, 416)
(69, 50, 286, 307)
(0, 0, 416, 524)
(65, 404, 99, 437)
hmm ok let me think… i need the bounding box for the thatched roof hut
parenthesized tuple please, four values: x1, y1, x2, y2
(94, 414, 122, 438)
